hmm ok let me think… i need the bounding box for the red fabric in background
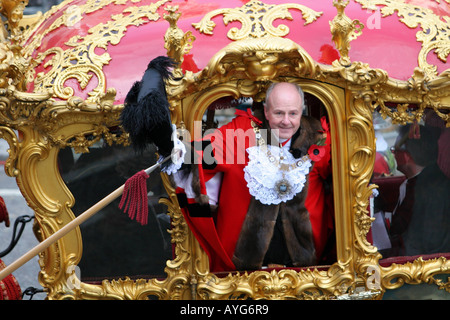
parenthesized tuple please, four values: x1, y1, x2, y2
(0, 195, 22, 299)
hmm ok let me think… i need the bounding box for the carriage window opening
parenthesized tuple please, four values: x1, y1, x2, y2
(369, 111, 450, 261)
(180, 90, 337, 272)
(58, 141, 172, 280)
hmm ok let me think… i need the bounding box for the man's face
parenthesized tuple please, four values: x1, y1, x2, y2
(264, 84, 303, 140)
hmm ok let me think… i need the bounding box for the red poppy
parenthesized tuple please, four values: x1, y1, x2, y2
(308, 144, 326, 162)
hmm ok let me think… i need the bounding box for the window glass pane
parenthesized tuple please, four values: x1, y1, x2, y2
(59, 142, 172, 280)
(370, 111, 450, 260)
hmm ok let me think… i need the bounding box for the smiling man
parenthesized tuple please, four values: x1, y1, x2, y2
(174, 82, 330, 271)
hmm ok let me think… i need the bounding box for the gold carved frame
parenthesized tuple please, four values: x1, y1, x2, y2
(0, 0, 449, 299)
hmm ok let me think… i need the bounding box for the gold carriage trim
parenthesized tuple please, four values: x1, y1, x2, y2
(26, 0, 171, 103)
(354, 0, 450, 78)
(192, 0, 323, 40)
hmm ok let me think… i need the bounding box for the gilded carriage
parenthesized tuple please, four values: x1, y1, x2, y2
(0, 0, 449, 300)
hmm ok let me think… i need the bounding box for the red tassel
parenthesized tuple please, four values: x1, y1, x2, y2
(0, 259, 22, 300)
(0, 196, 10, 228)
(119, 170, 149, 225)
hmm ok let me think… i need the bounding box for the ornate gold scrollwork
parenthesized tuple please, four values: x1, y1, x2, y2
(164, 5, 196, 78)
(196, 264, 357, 300)
(361, 68, 450, 127)
(192, 0, 322, 40)
(0, 0, 28, 37)
(431, 274, 450, 293)
(0, 125, 19, 176)
(380, 256, 450, 293)
(0, 0, 30, 93)
(355, 0, 450, 78)
(330, 0, 364, 67)
(29, 0, 171, 103)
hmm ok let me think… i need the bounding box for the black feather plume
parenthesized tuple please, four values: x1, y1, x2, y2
(120, 56, 177, 157)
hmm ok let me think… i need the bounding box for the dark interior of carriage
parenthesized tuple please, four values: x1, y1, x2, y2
(58, 142, 173, 281)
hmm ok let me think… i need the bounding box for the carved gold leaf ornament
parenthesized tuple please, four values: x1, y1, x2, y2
(0, 39, 29, 90)
(164, 5, 196, 78)
(192, 0, 323, 40)
(29, 0, 171, 103)
(330, 0, 364, 66)
(431, 275, 450, 293)
(0, 0, 30, 38)
(354, 0, 450, 77)
(0, 125, 20, 177)
(22, 0, 117, 58)
(198, 36, 318, 83)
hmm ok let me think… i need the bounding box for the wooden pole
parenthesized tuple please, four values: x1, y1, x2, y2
(0, 156, 171, 281)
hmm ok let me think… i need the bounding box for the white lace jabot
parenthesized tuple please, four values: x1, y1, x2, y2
(244, 144, 311, 205)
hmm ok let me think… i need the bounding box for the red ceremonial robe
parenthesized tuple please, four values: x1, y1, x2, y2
(176, 114, 255, 271)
